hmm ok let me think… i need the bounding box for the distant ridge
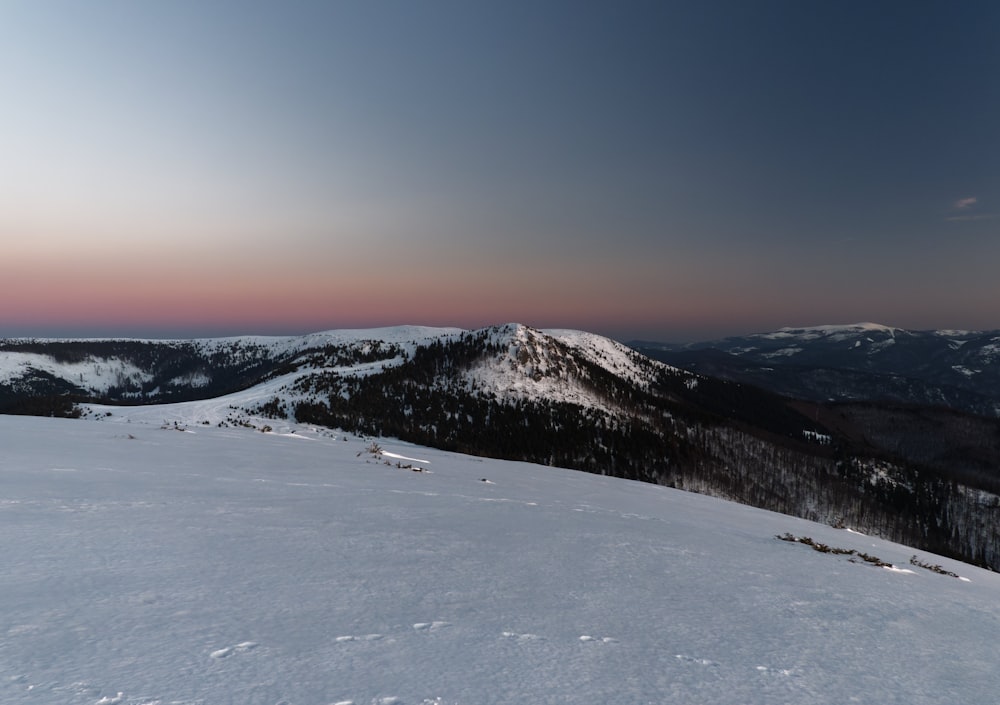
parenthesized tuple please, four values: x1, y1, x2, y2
(630, 322, 1000, 418)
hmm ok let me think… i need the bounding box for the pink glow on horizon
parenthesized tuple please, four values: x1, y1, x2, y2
(0, 255, 721, 338)
(3, 245, 997, 341)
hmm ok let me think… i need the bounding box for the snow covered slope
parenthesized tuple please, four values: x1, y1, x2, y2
(2, 413, 998, 705)
(445, 324, 677, 412)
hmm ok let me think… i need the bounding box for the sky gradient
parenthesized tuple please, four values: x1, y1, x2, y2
(2, 0, 998, 342)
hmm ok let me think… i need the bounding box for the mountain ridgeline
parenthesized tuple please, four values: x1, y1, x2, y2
(3, 324, 1000, 569)
(631, 323, 1000, 418)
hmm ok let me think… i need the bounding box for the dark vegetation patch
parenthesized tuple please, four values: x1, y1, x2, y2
(775, 534, 893, 568)
(909, 555, 961, 578)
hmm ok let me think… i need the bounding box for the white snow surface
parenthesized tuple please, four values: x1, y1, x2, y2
(3, 412, 999, 705)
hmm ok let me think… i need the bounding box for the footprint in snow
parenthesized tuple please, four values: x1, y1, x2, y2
(334, 634, 384, 643)
(210, 641, 259, 658)
(413, 621, 451, 631)
(501, 631, 544, 642)
(756, 665, 797, 677)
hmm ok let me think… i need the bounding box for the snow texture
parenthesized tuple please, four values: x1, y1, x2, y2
(2, 412, 998, 705)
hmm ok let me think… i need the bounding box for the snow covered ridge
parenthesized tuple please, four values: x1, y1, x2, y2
(2, 321, 696, 451)
(0, 326, 465, 407)
(0, 323, 682, 412)
(2, 414, 998, 705)
(767, 322, 905, 340)
(631, 321, 1000, 419)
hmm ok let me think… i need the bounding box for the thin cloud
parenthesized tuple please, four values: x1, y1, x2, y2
(946, 195, 996, 221)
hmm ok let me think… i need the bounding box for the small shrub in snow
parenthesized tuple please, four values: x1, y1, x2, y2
(910, 555, 960, 578)
(776, 534, 893, 568)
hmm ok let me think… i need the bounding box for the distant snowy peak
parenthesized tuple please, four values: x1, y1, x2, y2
(766, 322, 904, 342)
(742, 323, 911, 358)
(773, 322, 878, 334)
(707, 322, 999, 363)
(453, 322, 678, 384)
(450, 324, 680, 412)
(300, 325, 465, 348)
(749, 324, 1000, 366)
(793, 322, 897, 333)
(461, 324, 593, 404)
(760, 322, 995, 346)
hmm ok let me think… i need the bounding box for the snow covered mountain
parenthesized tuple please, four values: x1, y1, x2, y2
(2, 413, 998, 705)
(4, 324, 1000, 570)
(0, 324, 667, 411)
(631, 322, 1000, 417)
(0, 326, 458, 411)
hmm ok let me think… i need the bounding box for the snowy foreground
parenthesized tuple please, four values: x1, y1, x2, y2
(2, 415, 999, 705)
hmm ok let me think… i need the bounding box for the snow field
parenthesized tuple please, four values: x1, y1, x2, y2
(1, 414, 999, 704)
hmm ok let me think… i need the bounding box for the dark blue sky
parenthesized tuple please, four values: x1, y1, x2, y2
(1, 1, 997, 341)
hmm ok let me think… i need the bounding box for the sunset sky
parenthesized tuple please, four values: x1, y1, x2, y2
(2, 1, 998, 342)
